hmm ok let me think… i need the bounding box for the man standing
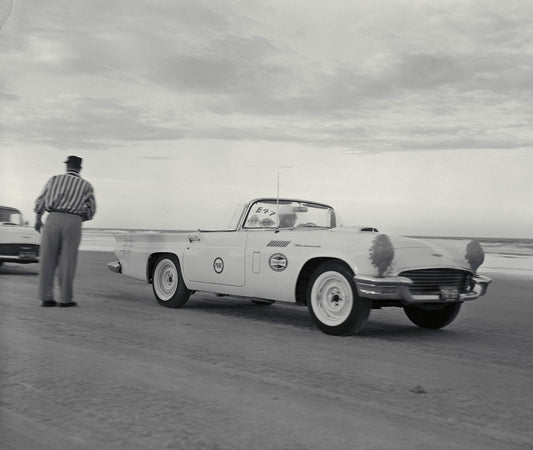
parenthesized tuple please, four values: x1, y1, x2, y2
(34, 156, 96, 307)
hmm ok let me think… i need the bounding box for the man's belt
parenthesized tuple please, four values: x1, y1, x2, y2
(48, 210, 83, 217)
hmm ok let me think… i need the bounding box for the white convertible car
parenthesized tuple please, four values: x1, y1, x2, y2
(107, 198, 492, 335)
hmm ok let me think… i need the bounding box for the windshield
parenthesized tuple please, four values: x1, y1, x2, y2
(0, 207, 23, 225)
(243, 200, 336, 229)
(226, 202, 246, 230)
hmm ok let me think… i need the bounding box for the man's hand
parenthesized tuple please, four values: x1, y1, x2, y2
(34, 216, 43, 233)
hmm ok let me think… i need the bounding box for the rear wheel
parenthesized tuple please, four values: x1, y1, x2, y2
(403, 303, 462, 329)
(152, 255, 191, 308)
(307, 262, 371, 335)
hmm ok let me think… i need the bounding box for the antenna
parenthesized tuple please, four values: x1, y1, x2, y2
(276, 171, 280, 214)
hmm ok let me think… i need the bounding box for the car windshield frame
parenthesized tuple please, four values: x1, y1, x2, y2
(241, 199, 336, 230)
(0, 207, 23, 225)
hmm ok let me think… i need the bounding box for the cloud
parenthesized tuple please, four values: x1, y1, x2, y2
(1, 0, 533, 153)
(0, 84, 17, 100)
(1, 96, 187, 150)
(140, 155, 181, 160)
(0, 0, 13, 31)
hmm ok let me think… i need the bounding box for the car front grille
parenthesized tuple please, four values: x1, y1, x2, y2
(0, 243, 40, 256)
(399, 268, 469, 294)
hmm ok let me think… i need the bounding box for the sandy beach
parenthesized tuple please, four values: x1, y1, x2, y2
(1, 235, 532, 449)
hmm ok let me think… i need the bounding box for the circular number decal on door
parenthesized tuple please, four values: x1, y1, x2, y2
(213, 257, 224, 274)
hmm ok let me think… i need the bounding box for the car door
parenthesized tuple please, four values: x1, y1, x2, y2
(182, 231, 247, 287)
(243, 229, 301, 302)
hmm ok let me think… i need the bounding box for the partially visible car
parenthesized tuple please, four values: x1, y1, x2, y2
(0, 206, 40, 266)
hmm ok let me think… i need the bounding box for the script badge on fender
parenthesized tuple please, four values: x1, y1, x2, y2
(269, 253, 288, 272)
(213, 257, 224, 274)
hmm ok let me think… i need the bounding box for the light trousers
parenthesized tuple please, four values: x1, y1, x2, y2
(38, 212, 82, 303)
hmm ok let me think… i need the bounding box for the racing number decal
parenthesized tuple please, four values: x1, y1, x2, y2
(255, 206, 276, 216)
(213, 257, 224, 274)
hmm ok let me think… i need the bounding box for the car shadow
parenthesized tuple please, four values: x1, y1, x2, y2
(185, 295, 466, 338)
(186, 295, 316, 331)
(0, 264, 39, 276)
(360, 320, 463, 339)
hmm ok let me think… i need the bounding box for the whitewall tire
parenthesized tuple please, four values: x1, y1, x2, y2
(307, 261, 371, 335)
(152, 255, 191, 308)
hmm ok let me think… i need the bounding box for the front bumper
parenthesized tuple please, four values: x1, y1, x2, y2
(0, 255, 39, 263)
(353, 274, 492, 305)
(0, 243, 40, 263)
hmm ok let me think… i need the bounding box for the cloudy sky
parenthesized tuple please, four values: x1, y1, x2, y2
(1, 0, 532, 237)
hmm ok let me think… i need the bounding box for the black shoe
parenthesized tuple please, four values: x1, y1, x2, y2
(42, 300, 57, 307)
(59, 301, 77, 307)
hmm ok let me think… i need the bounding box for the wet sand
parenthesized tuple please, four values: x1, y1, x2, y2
(1, 251, 532, 449)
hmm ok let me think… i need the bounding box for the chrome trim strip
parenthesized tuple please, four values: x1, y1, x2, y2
(107, 261, 122, 273)
(354, 275, 413, 286)
(0, 256, 39, 262)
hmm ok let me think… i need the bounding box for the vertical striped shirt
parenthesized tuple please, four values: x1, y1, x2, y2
(34, 171, 96, 221)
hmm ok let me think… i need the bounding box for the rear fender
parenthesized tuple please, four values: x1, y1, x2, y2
(147, 252, 181, 283)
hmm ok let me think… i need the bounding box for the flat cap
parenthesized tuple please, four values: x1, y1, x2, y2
(64, 155, 82, 168)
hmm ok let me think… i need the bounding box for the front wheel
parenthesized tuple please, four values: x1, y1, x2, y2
(307, 262, 371, 335)
(152, 255, 191, 308)
(403, 303, 462, 329)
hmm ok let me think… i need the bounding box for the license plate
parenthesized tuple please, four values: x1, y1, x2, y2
(19, 248, 37, 260)
(440, 286, 459, 301)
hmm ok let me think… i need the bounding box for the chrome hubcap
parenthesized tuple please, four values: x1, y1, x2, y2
(311, 271, 353, 326)
(154, 259, 178, 301)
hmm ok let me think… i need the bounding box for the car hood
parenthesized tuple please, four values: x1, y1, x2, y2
(373, 235, 484, 276)
(0, 223, 41, 245)
(330, 229, 484, 277)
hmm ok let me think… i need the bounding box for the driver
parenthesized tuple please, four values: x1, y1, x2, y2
(278, 205, 297, 228)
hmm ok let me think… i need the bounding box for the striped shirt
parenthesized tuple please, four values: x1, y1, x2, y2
(34, 171, 96, 221)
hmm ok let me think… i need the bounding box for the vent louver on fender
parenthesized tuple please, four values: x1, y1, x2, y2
(267, 240, 291, 247)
